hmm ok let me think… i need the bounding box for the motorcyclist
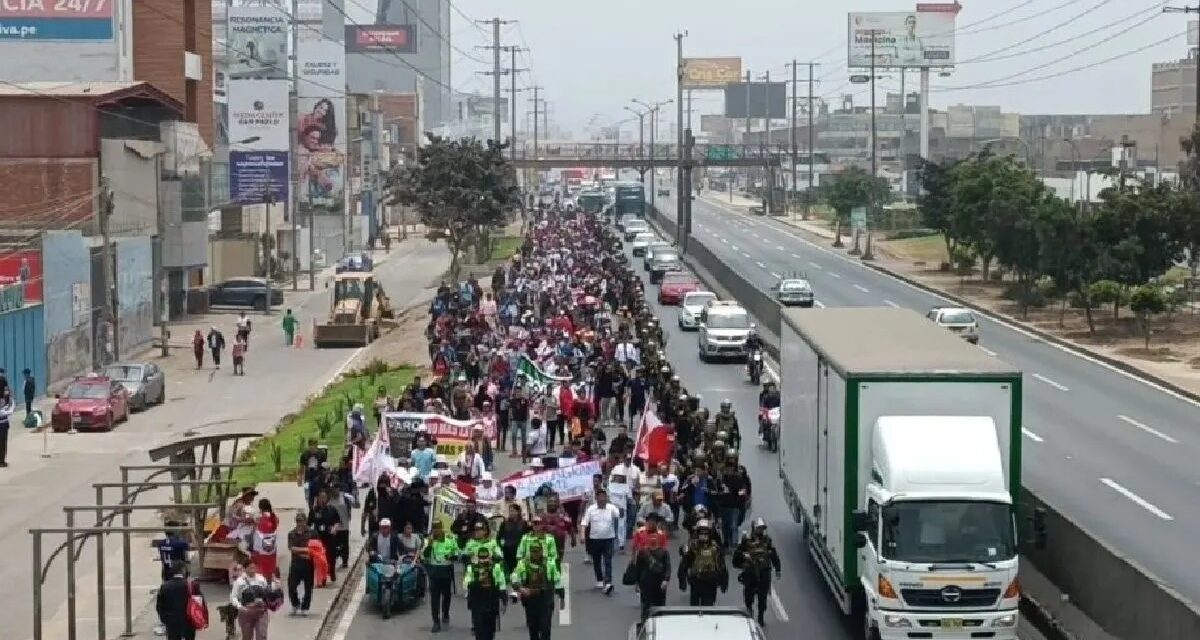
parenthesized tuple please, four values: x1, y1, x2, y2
(744, 327, 763, 354)
(732, 518, 781, 626)
(677, 519, 728, 606)
(745, 331, 764, 381)
(368, 518, 404, 564)
(758, 382, 781, 445)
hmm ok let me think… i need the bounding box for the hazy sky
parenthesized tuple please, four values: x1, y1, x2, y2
(357, 0, 1193, 134)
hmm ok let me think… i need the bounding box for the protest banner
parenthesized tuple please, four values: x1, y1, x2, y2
(500, 460, 602, 503)
(383, 412, 498, 458)
(428, 485, 505, 537)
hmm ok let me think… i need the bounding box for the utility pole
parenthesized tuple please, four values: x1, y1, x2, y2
(476, 18, 515, 143)
(289, 0, 300, 291)
(743, 69, 751, 194)
(674, 31, 687, 241)
(154, 153, 168, 357)
(1164, 3, 1200, 118)
(762, 69, 772, 213)
(502, 46, 529, 158)
(870, 33, 878, 181)
(807, 63, 818, 218)
(528, 86, 543, 158)
(99, 178, 118, 364)
(788, 60, 798, 209)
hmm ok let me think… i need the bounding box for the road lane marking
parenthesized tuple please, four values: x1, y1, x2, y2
(329, 574, 367, 640)
(560, 562, 572, 626)
(979, 346, 999, 357)
(756, 261, 767, 269)
(1032, 373, 1069, 391)
(828, 272, 841, 279)
(721, 237, 729, 244)
(807, 261, 821, 269)
(731, 244, 739, 251)
(742, 252, 751, 258)
(814, 300, 826, 308)
(883, 300, 900, 308)
(1100, 478, 1174, 520)
(777, 245, 786, 251)
(770, 272, 781, 279)
(1118, 414, 1179, 444)
(853, 284, 870, 293)
(1022, 428, 1045, 443)
(769, 587, 791, 623)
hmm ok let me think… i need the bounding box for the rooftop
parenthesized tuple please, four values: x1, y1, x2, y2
(0, 81, 184, 111)
(783, 307, 1019, 378)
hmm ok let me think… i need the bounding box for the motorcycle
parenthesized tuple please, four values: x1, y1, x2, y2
(366, 555, 426, 619)
(758, 406, 780, 452)
(747, 350, 763, 384)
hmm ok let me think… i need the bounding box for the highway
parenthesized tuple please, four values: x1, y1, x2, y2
(660, 192, 1200, 604)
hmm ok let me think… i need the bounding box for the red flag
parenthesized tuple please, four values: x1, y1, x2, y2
(635, 403, 673, 467)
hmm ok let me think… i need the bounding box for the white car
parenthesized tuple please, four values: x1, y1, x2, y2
(678, 291, 717, 330)
(926, 306, 980, 344)
(630, 231, 657, 256)
(698, 301, 755, 361)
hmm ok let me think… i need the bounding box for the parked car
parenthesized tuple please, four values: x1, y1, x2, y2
(208, 277, 284, 310)
(50, 375, 130, 432)
(657, 272, 700, 305)
(103, 362, 165, 411)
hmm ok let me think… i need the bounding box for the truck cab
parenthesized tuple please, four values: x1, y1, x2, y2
(857, 416, 1020, 639)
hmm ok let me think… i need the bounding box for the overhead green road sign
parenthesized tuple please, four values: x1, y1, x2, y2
(706, 146, 735, 161)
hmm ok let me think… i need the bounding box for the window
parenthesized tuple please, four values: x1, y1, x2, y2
(65, 384, 107, 400)
(104, 365, 142, 382)
(707, 311, 750, 330)
(867, 500, 880, 548)
(938, 310, 975, 324)
(881, 500, 1016, 563)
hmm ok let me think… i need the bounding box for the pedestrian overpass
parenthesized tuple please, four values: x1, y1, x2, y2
(511, 142, 787, 170)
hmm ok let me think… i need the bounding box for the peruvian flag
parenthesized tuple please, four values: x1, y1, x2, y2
(634, 401, 674, 468)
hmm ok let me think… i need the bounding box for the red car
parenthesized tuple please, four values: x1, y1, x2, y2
(658, 272, 701, 305)
(50, 376, 131, 432)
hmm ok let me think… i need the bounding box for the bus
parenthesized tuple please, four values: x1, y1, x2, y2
(577, 190, 606, 214)
(614, 182, 645, 218)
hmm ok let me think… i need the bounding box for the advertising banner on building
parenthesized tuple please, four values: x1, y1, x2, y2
(227, 79, 289, 203)
(227, 5, 289, 80)
(847, 10, 956, 69)
(297, 39, 347, 216)
(680, 57, 742, 90)
(0, 248, 41, 303)
(345, 24, 415, 53)
(700, 114, 734, 136)
(724, 82, 787, 119)
(0, 1, 114, 41)
(466, 95, 508, 120)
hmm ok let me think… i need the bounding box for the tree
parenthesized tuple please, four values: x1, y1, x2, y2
(950, 153, 1045, 281)
(386, 134, 519, 282)
(1129, 285, 1168, 349)
(821, 167, 890, 247)
(1035, 203, 1104, 332)
(914, 158, 959, 261)
(1088, 280, 1125, 321)
(1091, 177, 1182, 292)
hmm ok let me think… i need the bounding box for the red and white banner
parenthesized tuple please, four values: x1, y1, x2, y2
(634, 402, 674, 468)
(500, 460, 602, 502)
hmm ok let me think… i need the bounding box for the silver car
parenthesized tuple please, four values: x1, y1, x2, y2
(774, 278, 814, 307)
(926, 306, 980, 344)
(643, 242, 672, 271)
(623, 219, 649, 241)
(103, 362, 166, 411)
(631, 231, 657, 256)
(678, 291, 717, 330)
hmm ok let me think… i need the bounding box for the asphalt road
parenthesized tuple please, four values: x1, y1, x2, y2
(7, 240, 448, 640)
(660, 192, 1200, 604)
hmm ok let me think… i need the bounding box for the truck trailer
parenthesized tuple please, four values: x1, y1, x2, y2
(779, 307, 1022, 640)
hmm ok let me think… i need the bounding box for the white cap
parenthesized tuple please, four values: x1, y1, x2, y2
(481, 471, 494, 482)
(379, 518, 392, 527)
(530, 458, 544, 468)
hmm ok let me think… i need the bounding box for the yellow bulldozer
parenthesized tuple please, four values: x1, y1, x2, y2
(312, 272, 395, 348)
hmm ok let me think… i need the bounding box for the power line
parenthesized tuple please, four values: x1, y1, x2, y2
(343, 0, 489, 65)
(959, 0, 1093, 35)
(959, 2, 1168, 64)
(449, 0, 489, 34)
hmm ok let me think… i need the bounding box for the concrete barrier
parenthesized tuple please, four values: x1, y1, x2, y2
(641, 205, 1200, 640)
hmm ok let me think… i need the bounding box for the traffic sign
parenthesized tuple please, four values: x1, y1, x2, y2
(849, 75, 871, 84)
(706, 146, 735, 161)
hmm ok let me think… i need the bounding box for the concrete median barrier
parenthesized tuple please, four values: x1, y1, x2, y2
(640, 204, 1200, 640)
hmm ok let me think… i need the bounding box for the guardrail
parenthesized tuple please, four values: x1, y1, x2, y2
(642, 204, 1200, 640)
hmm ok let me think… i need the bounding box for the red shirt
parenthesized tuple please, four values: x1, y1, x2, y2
(631, 527, 668, 554)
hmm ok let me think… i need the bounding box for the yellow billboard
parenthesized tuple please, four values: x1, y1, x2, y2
(680, 57, 743, 89)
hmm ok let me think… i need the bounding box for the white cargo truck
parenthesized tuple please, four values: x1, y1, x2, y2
(779, 308, 1023, 640)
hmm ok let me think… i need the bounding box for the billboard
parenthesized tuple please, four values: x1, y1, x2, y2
(847, 10, 956, 69)
(298, 40, 347, 216)
(0, 248, 42, 303)
(680, 57, 742, 89)
(466, 95, 508, 120)
(345, 25, 415, 53)
(724, 82, 787, 119)
(228, 79, 289, 203)
(229, 151, 289, 204)
(0, 1, 113, 40)
(701, 114, 735, 136)
(227, 6, 289, 80)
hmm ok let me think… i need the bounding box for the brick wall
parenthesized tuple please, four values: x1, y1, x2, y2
(132, 0, 213, 147)
(0, 159, 96, 232)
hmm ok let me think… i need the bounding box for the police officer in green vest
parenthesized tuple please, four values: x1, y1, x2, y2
(422, 521, 460, 632)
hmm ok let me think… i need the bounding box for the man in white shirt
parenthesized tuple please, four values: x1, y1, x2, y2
(580, 489, 621, 594)
(606, 455, 642, 549)
(526, 418, 549, 459)
(614, 339, 640, 374)
(456, 443, 485, 482)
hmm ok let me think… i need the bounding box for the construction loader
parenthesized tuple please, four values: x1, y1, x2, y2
(312, 272, 395, 348)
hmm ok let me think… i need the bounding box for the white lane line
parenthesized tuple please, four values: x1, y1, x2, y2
(1032, 373, 1070, 392)
(828, 272, 842, 279)
(852, 284, 870, 293)
(979, 346, 999, 357)
(756, 261, 767, 269)
(721, 237, 729, 244)
(769, 587, 791, 623)
(731, 244, 739, 251)
(776, 245, 786, 251)
(328, 574, 367, 640)
(764, 360, 780, 381)
(742, 252, 752, 258)
(769, 272, 782, 279)
(1022, 428, 1045, 443)
(807, 261, 821, 269)
(814, 300, 826, 308)
(1117, 414, 1179, 444)
(883, 300, 900, 308)
(560, 562, 572, 625)
(1100, 478, 1174, 520)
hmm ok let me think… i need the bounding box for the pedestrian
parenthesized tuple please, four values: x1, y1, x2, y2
(236, 311, 252, 349)
(421, 520, 458, 632)
(21, 368, 35, 415)
(308, 488, 341, 583)
(626, 515, 671, 623)
(297, 439, 326, 509)
(0, 388, 12, 467)
(155, 563, 204, 640)
(251, 499, 279, 579)
(230, 559, 270, 639)
(207, 326, 226, 369)
(192, 330, 205, 369)
(282, 309, 298, 346)
(285, 513, 315, 615)
(232, 337, 247, 376)
(581, 488, 620, 594)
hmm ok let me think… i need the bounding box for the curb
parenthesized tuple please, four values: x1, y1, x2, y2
(856, 259, 1200, 406)
(315, 543, 368, 640)
(1020, 594, 1079, 640)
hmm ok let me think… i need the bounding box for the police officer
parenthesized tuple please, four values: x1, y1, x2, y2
(677, 519, 728, 606)
(714, 400, 741, 450)
(732, 518, 781, 626)
(422, 521, 460, 632)
(511, 541, 565, 640)
(464, 547, 508, 640)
